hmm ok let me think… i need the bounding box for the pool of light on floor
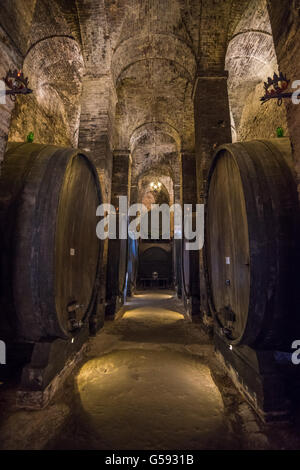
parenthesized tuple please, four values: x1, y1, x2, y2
(76, 350, 225, 450)
(133, 292, 173, 300)
(121, 307, 184, 322)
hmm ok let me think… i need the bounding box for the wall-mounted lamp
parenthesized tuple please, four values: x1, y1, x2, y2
(3, 69, 33, 101)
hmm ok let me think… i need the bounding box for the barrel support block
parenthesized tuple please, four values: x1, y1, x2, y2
(16, 326, 89, 409)
(89, 296, 106, 335)
(214, 332, 291, 423)
(105, 294, 124, 317)
(183, 294, 200, 319)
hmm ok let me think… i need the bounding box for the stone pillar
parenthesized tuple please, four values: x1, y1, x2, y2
(266, 1, 300, 199)
(180, 152, 199, 315)
(130, 183, 139, 206)
(193, 71, 232, 325)
(78, 78, 114, 330)
(172, 155, 181, 294)
(173, 160, 181, 206)
(78, 78, 113, 199)
(106, 150, 131, 316)
(181, 152, 197, 206)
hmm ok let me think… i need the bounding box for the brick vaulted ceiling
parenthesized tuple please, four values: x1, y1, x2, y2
(3, 0, 252, 171)
(72, 0, 250, 175)
(73, 0, 247, 150)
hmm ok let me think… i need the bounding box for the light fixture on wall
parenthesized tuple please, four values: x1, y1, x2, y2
(150, 181, 162, 191)
(3, 69, 33, 101)
(260, 72, 292, 106)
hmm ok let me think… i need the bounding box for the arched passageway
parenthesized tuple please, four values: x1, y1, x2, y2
(1, 0, 300, 453)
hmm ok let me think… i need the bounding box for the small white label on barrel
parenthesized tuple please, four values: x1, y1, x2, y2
(70, 248, 75, 256)
(225, 257, 230, 265)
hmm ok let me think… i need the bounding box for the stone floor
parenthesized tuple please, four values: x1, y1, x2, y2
(1, 291, 300, 450)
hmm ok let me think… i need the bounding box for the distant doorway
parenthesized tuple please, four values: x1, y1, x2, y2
(138, 245, 172, 289)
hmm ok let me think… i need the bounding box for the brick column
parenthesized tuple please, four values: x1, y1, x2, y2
(171, 155, 181, 294)
(181, 152, 197, 206)
(193, 71, 232, 324)
(78, 77, 114, 329)
(180, 152, 199, 314)
(106, 150, 131, 315)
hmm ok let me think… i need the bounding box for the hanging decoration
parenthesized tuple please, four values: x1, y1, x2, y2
(260, 72, 292, 106)
(3, 69, 33, 101)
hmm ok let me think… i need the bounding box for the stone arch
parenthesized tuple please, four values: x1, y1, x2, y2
(111, 0, 195, 152)
(225, 0, 288, 141)
(8, 36, 84, 147)
(138, 172, 174, 206)
(130, 121, 181, 154)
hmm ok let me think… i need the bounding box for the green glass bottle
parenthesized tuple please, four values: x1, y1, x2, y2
(276, 127, 284, 138)
(27, 131, 34, 143)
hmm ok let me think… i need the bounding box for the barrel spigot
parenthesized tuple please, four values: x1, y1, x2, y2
(67, 301, 85, 331)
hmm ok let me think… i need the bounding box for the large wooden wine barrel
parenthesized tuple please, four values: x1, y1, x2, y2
(0, 143, 102, 342)
(206, 139, 300, 349)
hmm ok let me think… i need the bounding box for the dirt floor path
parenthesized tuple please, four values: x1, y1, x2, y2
(1, 291, 300, 450)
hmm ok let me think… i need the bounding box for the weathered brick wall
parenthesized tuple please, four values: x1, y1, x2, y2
(181, 153, 197, 206)
(267, 0, 300, 197)
(0, 27, 22, 169)
(8, 37, 84, 148)
(194, 74, 232, 189)
(237, 82, 288, 142)
(226, 0, 288, 143)
(78, 77, 114, 204)
(1, 1, 84, 160)
(0, 1, 36, 168)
